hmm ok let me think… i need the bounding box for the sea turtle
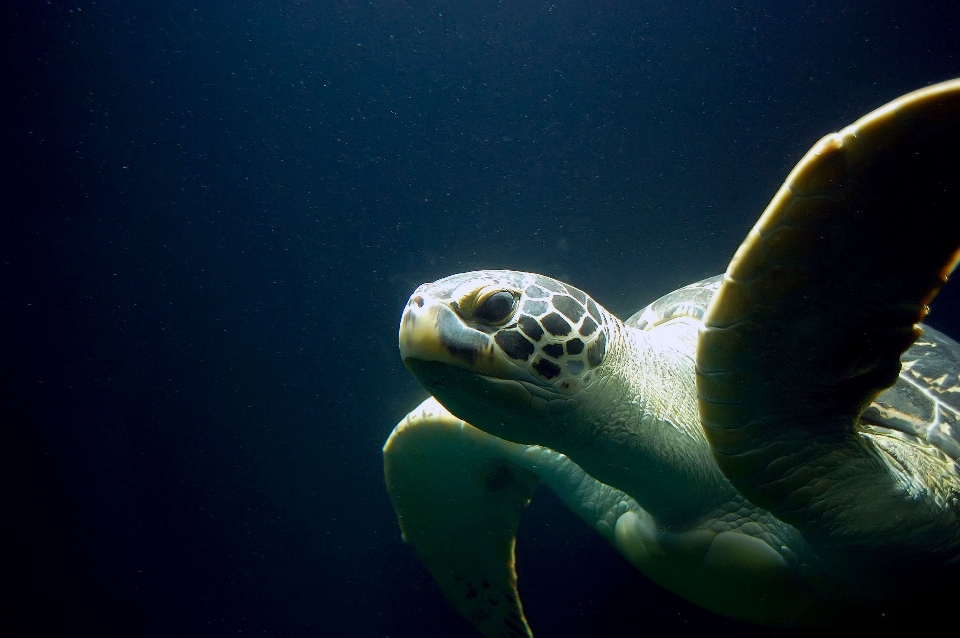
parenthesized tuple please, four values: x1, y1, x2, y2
(383, 79, 960, 635)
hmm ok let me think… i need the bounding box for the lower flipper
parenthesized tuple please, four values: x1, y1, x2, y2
(384, 397, 539, 638)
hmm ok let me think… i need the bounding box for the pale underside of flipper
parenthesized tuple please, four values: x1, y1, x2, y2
(698, 79, 960, 566)
(384, 397, 539, 638)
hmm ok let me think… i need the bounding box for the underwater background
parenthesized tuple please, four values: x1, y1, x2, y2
(5, 1, 960, 636)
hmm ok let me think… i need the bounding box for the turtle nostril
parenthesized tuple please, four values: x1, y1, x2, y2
(412, 296, 424, 308)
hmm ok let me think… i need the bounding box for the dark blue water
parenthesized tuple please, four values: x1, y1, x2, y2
(5, 1, 959, 636)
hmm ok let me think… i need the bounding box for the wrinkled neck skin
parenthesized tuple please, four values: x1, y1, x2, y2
(557, 317, 737, 529)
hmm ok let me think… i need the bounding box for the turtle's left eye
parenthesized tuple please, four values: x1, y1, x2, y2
(475, 290, 517, 325)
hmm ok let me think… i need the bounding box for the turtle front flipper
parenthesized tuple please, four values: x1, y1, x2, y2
(384, 397, 539, 638)
(697, 79, 960, 568)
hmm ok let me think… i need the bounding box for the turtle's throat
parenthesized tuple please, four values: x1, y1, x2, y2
(560, 319, 736, 528)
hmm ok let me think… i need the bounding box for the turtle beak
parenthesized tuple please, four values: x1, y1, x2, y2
(399, 291, 458, 364)
(399, 287, 513, 378)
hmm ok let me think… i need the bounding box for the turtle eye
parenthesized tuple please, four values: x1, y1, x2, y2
(474, 290, 517, 325)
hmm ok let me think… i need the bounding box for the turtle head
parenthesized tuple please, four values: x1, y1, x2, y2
(399, 270, 615, 446)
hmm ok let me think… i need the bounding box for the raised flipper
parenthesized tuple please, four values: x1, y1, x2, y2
(697, 79, 960, 567)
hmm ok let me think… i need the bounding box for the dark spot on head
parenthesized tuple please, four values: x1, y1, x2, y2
(588, 298, 602, 322)
(412, 295, 424, 308)
(484, 460, 515, 492)
(465, 582, 478, 599)
(525, 285, 548, 299)
(565, 285, 587, 304)
(536, 277, 565, 293)
(518, 315, 543, 342)
(542, 343, 564, 358)
(580, 316, 598, 337)
(523, 300, 548, 316)
(495, 330, 535, 361)
(541, 312, 571, 336)
(553, 295, 585, 323)
(566, 338, 584, 355)
(481, 580, 491, 589)
(533, 358, 561, 379)
(587, 331, 607, 367)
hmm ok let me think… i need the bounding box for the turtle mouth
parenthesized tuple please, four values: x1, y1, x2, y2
(405, 356, 562, 402)
(404, 358, 530, 402)
(402, 357, 468, 392)
(404, 357, 540, 424)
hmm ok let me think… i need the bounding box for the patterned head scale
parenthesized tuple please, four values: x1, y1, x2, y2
(400, 270, 611, 394)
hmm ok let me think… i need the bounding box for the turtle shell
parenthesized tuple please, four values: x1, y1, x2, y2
(630, 275, 960, 465)
(861, 324, 960, 463)
(626, 275, 723, 330)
